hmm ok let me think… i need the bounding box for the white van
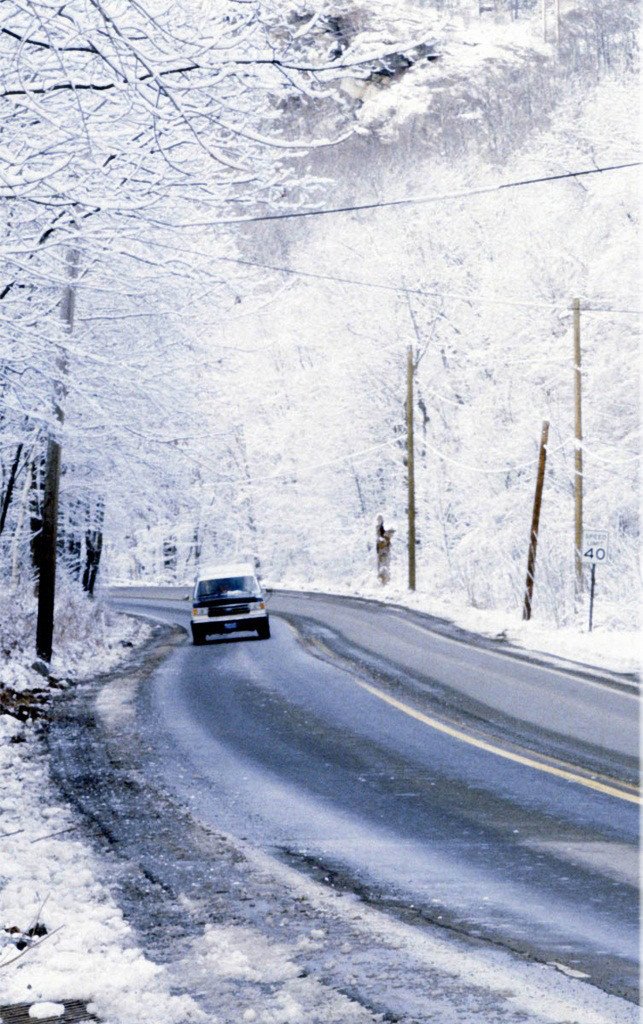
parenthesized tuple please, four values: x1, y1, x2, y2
(191, 563, 270, 644)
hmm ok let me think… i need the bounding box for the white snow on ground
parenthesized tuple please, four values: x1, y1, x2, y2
(171, 907, 640, 1024)
(0, 716, 206, 1023)
(268, 578, 640, 678)
(0, 606, 206, 1023)
(0, 584, 151, 695)
(181, 925, 375, 1024)
(27, 1002, 65, 1019)
(226, 843, 639, 1024)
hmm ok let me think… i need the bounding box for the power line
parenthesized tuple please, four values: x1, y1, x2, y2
(224, 436, 552, 491)
(136, 235, 642, 316)
(211, 160, 641, 226)
(214, 255, 642, 316)
(417, 438, 569, 477)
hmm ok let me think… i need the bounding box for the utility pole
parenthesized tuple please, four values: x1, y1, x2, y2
(36, 248, 78, 664)
(573, 297, 584, 609)
(522, 420, 549, 621)
(542, 0, 547, 42)
(406, 344, 416, 591)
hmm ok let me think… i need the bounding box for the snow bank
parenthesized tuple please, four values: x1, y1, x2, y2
(0, 582, 150, 697)
(0, 716, 204, 1023)
(0, 590, 195, 1022)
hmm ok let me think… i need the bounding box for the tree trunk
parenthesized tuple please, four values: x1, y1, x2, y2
(29, 459, 44, 586)
(36, 246, 78, 662)
(376, 514, 395, 585)
(163, 536, 178, 575)
(0, 442, 24, 536)
(36, 435, 63, 659)
(58, 493, 83, 580)
(10, 456, 34, 587)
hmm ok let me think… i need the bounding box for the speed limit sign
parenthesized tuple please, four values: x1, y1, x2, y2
(582, 530, 609, 564)
(582, 530, 609, 632)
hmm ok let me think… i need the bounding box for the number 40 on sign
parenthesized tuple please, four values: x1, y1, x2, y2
(583, 530, 609, 564)
(582, 530, 609, 632)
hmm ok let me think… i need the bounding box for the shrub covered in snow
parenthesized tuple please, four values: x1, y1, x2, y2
(0, 578, 149, 708)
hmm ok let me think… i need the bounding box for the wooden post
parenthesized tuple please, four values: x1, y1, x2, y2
(542, 0, 547, 41)
(36, 248, 78, 663)
(573, 297, 584, 608)
(588, 563, 596, 632)
(522, 420, 549, 621)
(35, 436, 63, 662)
(406, 346, 416, 591)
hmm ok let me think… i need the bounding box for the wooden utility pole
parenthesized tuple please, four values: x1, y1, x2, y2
(542, 0, 547, 41)
(522, 420, 549, 621)
(406, 344, 416, 591)
(573, 297, 584, 608)
(36, 248, 78, 664)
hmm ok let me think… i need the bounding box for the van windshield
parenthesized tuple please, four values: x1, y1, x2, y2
(197, 576, 260, 600)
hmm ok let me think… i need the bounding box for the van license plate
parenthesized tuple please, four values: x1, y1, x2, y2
(224, 622, 237, 630)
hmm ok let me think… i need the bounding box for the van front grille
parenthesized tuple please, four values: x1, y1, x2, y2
(209, 604, 251, 616)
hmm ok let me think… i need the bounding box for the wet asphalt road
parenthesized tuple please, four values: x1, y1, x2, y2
(111, 588, 640, 1002)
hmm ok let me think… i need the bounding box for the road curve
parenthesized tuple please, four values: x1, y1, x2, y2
(110, 588, 640, 1002)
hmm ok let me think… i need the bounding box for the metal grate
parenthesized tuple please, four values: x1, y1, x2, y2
(0, 1001, 98, 1023)
(209, 604, 250, 616)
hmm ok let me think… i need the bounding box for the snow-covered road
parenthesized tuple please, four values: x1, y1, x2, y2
(86, 588, 641, 1018)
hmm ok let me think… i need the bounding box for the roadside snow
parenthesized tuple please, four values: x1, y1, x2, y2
(181, 925, 375, 1023)
(0, 596, 201, 1022)
(0, 583, 151, 695)
(0, 713, 204, 1024)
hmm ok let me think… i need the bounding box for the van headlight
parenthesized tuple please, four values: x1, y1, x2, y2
(192, 607, 208, 617)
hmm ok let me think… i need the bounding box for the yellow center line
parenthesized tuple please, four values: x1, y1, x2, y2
(351, 676, 640, 805)
(121, 600, 639, 804)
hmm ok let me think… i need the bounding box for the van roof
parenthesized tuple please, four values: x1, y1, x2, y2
(196, 563, 256, 582)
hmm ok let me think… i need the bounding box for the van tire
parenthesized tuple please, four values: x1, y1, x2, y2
(257, 621, 271, 640)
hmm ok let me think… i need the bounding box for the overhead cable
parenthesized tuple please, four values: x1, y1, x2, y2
(214, 255, 642, 316)
(210, 160, 641, 226)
